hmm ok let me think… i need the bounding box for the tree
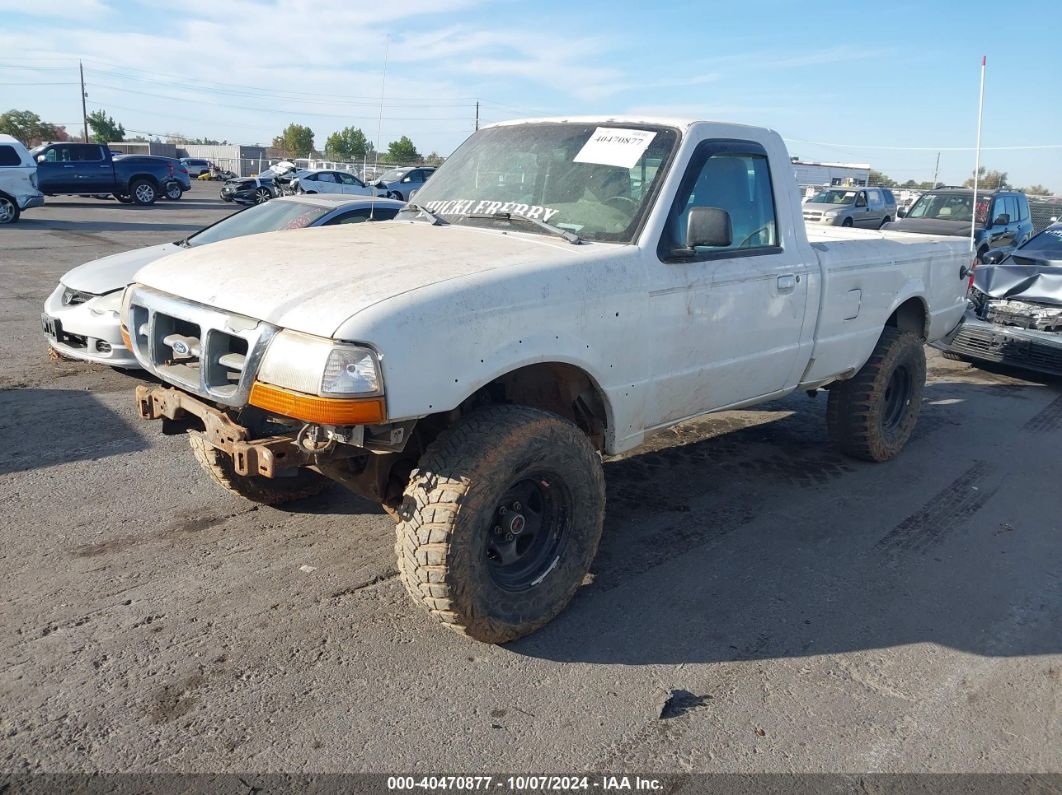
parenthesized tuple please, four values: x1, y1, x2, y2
(0, 109, 66, 145)
(387, 135, 419, 163)
(273, 123, 314, 158)
(86, 110, 125, 143)
(868, 169, 896, 188)
(963, 167, 1007, 190)
(1019, 184, 1052, 196)
(324, 126, 371, 162)
(423, 151, 444, 167)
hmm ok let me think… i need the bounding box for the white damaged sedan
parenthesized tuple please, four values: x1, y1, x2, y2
(42, 194, 405, 367)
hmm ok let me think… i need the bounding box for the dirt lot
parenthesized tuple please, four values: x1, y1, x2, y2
(1, 184, 1060, 774)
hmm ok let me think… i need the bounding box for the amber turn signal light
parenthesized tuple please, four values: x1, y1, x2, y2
(248, 381, 386, 425)
(120, 325, 132, 351)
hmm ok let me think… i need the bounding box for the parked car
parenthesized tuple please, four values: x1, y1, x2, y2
(290, 169, 374, 197)
(802, 186, 897, 229)
(42, 196, 404, 367)
(180, 158, 212, 177)
(887, 187, 1034, 261)
(30, 143, 188, 206)
(942, 222, 1062, 376)
(123, 117, 970, 643)
(0, 133, 45, 224)
(370, 166, 435, 200)
(220, 162, 296, 205)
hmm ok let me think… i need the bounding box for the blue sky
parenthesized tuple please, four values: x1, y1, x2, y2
(1, 0, 1058, 191)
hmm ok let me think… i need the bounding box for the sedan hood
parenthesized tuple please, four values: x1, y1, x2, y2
(132, 222, 580, 338)
(974, 262, 1062, 307)
(887, 218, 972, 237)
(803, 202, 851, 213)
(63, 242, 182, 294)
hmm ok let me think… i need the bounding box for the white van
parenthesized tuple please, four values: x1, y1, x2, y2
(0, 134, 45, 224)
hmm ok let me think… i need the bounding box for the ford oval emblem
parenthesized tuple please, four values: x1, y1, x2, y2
(172, 340, 189, 355)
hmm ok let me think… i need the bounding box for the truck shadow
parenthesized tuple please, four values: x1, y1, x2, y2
(510, 380, 1062, 664)
(0, 387, 148, 476)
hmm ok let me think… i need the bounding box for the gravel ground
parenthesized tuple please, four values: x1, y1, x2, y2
(1, 184, 1059, 776)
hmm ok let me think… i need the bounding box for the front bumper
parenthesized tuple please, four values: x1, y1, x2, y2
(42, 284, 139, 368)
(944, 310, 1062, 377)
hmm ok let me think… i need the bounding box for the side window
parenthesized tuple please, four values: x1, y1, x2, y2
(663, 146, 779, 258)
(324, 208, 372, 225)
(855, 191, 867, 208)
(75, 146, 104, 162)
(1004, 196, 1019, 223)
(867, 190, 883, 210)
(409, 170, 424, 183)
(882, 189, 895, 205)
(45, 146, 70, 162)
(316, 172, 336, 183)
(1018, 195, 1029, 221)
(0, 145, 21, 166)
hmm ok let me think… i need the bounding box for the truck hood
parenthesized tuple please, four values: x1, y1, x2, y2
(132, 222, 580, 338)
(887, 218, 974, 237)
(63, 242, 182, 294)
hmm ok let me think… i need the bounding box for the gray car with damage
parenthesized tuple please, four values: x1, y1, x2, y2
(944, 223, 1062, 376)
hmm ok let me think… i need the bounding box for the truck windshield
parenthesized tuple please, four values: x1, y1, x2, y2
(410, 123, 679, 243)
(810, 189, 856, 205)
(184, 200, 330, 247)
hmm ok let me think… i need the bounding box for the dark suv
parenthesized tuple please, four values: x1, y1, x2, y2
(888, 188, 1033, 261)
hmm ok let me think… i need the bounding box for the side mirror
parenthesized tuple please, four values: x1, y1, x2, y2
(897, 208, 907, 218)
(982, 248, 1008, 264)
(36, 154, 46, 163)
(993, 214, 1010, 226)
(681, 206, 732, 252)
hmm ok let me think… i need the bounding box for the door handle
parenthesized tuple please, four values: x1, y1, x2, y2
(777, 274, 797, 291)
(63, 165, 75, 168)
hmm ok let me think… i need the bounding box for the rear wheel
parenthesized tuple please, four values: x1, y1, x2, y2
(396, 405, 605, 644)
(0, 195, 19, 224)
(188, 434, 330, 505)
(164, 182, 183, 200)
(827, 327, 926, 462)
(130, 179, 157, 206)
(879, 216, 891, 228)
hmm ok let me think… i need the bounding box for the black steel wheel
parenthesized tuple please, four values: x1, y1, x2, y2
(485, 475, 572, 592)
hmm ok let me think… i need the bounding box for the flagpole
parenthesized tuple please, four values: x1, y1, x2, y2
(970, 55, 986, 258)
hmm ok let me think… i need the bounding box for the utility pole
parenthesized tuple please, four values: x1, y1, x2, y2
(475, 101, 479, 131)
(79, 61, 89, 143)
(931, 151, 940, 188)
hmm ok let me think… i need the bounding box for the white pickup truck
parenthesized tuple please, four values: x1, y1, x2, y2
(124, 117, 970, 643)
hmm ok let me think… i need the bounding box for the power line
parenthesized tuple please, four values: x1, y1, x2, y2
(785, 137, 1062, 152)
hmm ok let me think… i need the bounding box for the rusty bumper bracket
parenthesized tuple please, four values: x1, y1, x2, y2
(135, 384, 312, 478)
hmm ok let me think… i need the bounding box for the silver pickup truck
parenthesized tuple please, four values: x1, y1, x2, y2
(123, 117, 970, 643)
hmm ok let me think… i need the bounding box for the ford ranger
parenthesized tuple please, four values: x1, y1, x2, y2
(123, 118, 971, 643)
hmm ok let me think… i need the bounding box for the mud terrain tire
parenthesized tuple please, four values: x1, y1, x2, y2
(827, 327, 926, 462)
(189, 433, 329, 505)
(396, 405, 605, 644)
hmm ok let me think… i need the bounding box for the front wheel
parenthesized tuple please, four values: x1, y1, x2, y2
(254, 187, 271, 204)
(188, 434, 330, 505)
(396, 405, 605, 644)
(130, 179, 157, 206)
(386, 190, 402, 200)
(842, 217, 854, 228)
(0, 195, 19, 224)
(827, 327, 926, 462)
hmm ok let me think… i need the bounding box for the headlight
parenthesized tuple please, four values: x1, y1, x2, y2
(257, 330, 383, 397)
(88, 288, 124, 315)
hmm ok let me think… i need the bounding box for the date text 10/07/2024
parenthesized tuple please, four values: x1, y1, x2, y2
(387, 776, 663, 791)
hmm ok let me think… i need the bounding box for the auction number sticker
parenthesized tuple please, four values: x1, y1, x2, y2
(573, 127, 657, 169)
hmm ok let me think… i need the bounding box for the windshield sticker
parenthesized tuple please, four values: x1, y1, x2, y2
(424, 199, 560, 222)
(573, 127, 657, 169)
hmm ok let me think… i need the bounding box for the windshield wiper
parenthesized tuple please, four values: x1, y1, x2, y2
(398, 203, 446, 225)
(464, 212, 583, 244)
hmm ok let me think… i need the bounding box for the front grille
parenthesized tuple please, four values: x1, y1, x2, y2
(126, 285, 276, 405)
(951, 326, 1062, 376)
(803, 211, 823, 221)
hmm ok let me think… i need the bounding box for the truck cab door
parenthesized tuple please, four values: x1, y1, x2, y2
(35, 145, 77, 192)
(646, 140, 811, 427)
(75, 145, 111, 192)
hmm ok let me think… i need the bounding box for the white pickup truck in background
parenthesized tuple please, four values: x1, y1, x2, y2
(123, 117, 970, 643)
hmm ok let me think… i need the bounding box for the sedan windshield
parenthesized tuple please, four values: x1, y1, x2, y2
(186, 200, 331, 247)
(1018, 225, 1062, 261)
(377, 169, 407, 183)
(810, 189, 856, 205)
(410, 123, 678, 243)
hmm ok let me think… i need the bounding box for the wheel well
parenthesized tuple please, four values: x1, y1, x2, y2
(129, 174, 159, 187)
(886, 297, 928, 340)
(464, 363, 610, 451)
